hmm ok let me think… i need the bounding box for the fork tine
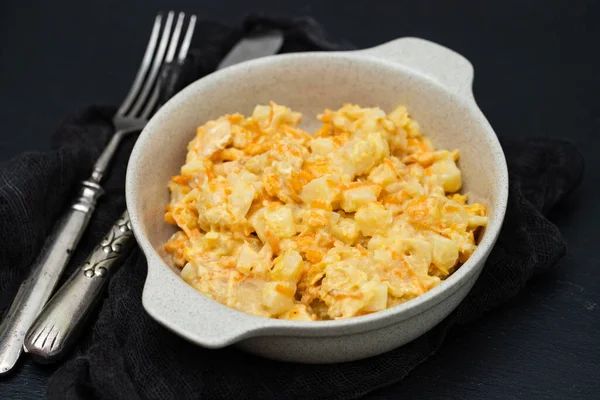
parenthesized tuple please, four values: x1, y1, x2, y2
(117, 14, 162, 116)
(177, 15, 196, 63)
(128, 11, 175, 117)
(140, 14, 197, 120)
(165, 12, 185, 64)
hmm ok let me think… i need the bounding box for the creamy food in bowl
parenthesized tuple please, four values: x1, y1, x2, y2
(164, 102, 488, 321)
(125, 37, 508, 363)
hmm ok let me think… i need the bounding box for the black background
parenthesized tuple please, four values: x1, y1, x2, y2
(1, 0, 599, 399)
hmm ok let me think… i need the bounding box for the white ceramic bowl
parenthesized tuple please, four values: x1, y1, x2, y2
(126, 37, 508, 363)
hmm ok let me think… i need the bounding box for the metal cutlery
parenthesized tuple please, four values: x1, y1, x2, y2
(216, 28, 284, 69)
(25, 211, 135, 363)
(0, 10, 197, 375)
(21, 28, 285, 363)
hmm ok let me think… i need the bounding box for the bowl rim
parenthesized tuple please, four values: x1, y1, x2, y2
(126, 44, 509, 344)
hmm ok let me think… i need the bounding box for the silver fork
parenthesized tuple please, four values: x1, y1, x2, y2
(0, 11, 197, 375)
(93, 11, 196, 183)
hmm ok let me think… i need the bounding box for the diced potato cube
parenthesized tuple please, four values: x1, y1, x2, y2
(408, 163, 425, 180)
(180, 160, 209, 177)
(388, 105, 409, 128)
(326, 297, 365, 319)
(310, 138, 336, 156)
(449, 193, 468, 204)
(387, 274, 423, 299)
(262, 282, 295, 315)
(429, 158, 462, 193)
(328, 211, 341, 226)
(405, 119, 422, 138)
(218, 148, 245, 161)
(367, 235, 386, 251)
(344, 132, 390, 176)
(271, 250, 304, 283)
(329, 155, 357, 179)
(388, 127, 408, 153)
(251, 104, 271, 124)
(372, 248, 392, 264)
(164, 231, 189, 266)
(464, 202, 486, 216)
(440, 200, 469, 229)
(355, 202, 392, 237)
(203, 231, 220, 248)
(332, 218, 360, 244)
(333, 115, 351, 131)
(306, 209, 330, 228)
(427, 234, 459, 272)
(200, 119, 232, 158)
(403, 181, 424, 197)
(261, 103, 302, 134)
(396, 238, 433, 276)
(198, 205, 232, 230)
(231, 126, 248, 149)
(180, 263, 196, 281)
(171, 206, 198, 236)
(421, 275, 442, 290)
(300, 176, 340, 206)
(383, 182, 403, 195)
(468, 215, 488, 229)
(245, 154, 269, 174)
(279, 305, 315, 321)
(237, 242, 262, 275)
(321, 264, 368, 292)
(340, 185, 382, 212)
(258, 243, 273, 268)
(228, 182, 255, 220)
(361, 279, 389, 312)
(368, 161, 397, 187)
(263, 206, 296, 238)
(248, 208, 267, 243)
(227, 169, 258, 185)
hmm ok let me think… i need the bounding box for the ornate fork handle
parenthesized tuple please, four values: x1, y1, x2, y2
(24, 211, 135, 363)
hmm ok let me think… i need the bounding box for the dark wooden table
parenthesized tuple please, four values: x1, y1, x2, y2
(1, 0, 598, 399)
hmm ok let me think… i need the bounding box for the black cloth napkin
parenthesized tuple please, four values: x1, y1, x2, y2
(0, 16, 584, 400)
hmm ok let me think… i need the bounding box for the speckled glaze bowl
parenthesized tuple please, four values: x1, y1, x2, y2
(126, 37, 508, 363)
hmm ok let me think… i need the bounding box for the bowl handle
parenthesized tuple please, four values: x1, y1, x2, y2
(358, 37, 475, 101)
(142, 256, 264, 348)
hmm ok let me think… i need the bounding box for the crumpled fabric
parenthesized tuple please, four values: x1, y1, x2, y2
(0, 16, 583, 400)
